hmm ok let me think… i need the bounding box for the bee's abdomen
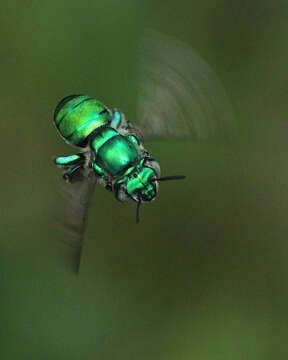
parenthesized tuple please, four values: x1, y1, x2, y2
(54, 95, 112, 147)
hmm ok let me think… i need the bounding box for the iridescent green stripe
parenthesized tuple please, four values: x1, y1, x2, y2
(54, 95, 113, 146)
(54, 95, 90, 126)
(58, 100, 111, 144)
(58, 100, 101, 135)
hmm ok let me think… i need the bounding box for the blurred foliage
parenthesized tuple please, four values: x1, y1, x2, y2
(1, 0, 288, 359)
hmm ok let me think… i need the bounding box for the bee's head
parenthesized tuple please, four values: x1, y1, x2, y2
(114, 157, 160, 203)
(114, 157, 185, 223)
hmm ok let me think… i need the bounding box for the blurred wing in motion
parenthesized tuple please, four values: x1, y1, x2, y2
(58, 168, 96, 273)
(138, 30, 237, 140)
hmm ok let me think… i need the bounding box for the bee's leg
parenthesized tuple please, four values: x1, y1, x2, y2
(110, 109, 131, 131)
(91, 162, 104, 178)
(63, 165, 86, 183)
(54, 153, 86, 183)
(90, 162, 112, 191)
(54, 153, 86, 169)
(104, 178, 113, 192)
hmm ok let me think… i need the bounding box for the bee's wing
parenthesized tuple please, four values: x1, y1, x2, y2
(137, 30, 237, 140)
(57, 168, 96, 273)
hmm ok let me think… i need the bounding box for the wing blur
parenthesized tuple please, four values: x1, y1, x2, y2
(58, 168, 96, 273)
(138, 30, 237, 140)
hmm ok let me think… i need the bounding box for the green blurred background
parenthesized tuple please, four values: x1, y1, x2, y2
(1, 0, 288, 359)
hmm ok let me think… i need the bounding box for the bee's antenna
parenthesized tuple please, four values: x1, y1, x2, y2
(151, 175, 186, 182)
(136, 199, 141, 224)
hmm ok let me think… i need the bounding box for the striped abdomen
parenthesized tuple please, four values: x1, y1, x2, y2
(54, 95, 112, 147)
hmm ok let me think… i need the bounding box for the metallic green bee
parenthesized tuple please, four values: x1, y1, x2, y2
(53, 31, 236, 272)
(54, 94, 185, 222)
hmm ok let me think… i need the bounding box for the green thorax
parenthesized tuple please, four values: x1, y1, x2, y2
(54, 95, 112, 147)
(91, 128, 139, 178)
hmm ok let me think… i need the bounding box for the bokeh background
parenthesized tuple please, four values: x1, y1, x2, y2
(1, 0, 288, 359)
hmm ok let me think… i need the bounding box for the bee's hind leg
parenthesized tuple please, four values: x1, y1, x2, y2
(54, 153, 86, 183)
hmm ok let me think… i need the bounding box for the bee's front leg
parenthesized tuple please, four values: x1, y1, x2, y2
(54, 153, 86, 183)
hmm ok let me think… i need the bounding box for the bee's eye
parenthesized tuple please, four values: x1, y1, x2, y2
(143, 158, 161, 178)
(114, 182, 134, 202)
(133, 173, 138, 178)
